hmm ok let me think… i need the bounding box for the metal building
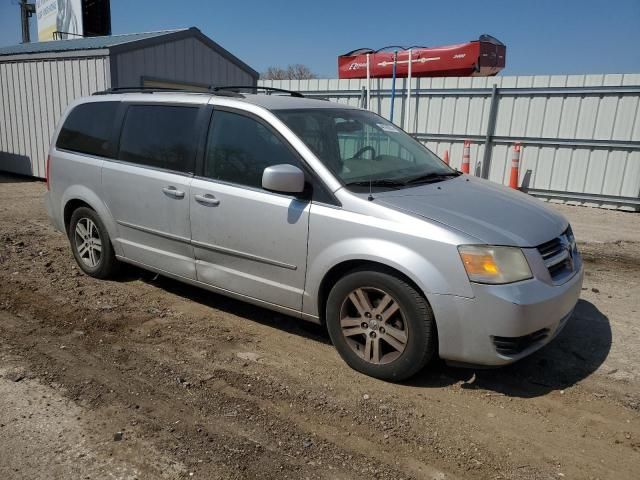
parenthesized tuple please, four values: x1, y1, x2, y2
(0, 27, 258, 178)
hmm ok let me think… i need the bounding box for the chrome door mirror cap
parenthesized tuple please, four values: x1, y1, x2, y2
(262, 164, 305, 194)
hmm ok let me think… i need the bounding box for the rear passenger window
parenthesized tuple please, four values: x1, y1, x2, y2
(204, 110, 303, 188)
(56, 102, 118, 157)
(118, 105, 199, 173)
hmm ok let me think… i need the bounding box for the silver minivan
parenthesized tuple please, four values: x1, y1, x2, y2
(45, 87, 583, 381)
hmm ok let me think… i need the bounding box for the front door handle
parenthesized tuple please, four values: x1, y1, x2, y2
(162, 186, 185, 199)
(194, 193, 220, 207)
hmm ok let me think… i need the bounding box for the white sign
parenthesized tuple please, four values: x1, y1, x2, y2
(36, 0, 83, 42)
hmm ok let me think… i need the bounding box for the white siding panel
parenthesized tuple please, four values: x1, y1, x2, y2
(584, 149, 608, 194)
(6, 64, 18, 154)
(550, 148, 571, 191)
(30, 61, 43, 177)
(494, 95, 515, 137)
(575, 96, 600, 138)
(558, 96, 582, 138)
(566, 149, 589, 193)
(613, 96, 638, 141)
(0, 55, 110, 177)
(533, 146, 555, 189)
(620, 151, 640, 197)
(0, 65, 8, 152)
(452, 96, 470, 135)
(526, 95, 547, 138)
(541, 95, 564, 138)
(602, 150, 626, 196)
(509, 96, 531, 137)
(44, 61, 57, 135)
(16, 63, 29, 164)
(594, 95, 619, 139)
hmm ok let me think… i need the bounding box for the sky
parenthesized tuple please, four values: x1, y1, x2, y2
(1, 0, 639, 78)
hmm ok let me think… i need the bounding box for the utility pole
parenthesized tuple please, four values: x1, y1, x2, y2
(20, 0, 36, 44)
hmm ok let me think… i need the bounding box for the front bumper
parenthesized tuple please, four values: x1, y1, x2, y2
(428, 261, 584, 366)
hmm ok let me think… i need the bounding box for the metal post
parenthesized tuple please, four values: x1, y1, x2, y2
(366, 53, 371, 111)
(20, 1, 36, 44)
(404, 49, 412, 131)
(390, 51, 398, 123)
(481, 83, 500, 179)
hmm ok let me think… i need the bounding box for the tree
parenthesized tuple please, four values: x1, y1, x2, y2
(261, 64, 317, 80)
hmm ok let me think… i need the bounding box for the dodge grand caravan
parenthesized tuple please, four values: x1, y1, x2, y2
(45, 87, 583, 381)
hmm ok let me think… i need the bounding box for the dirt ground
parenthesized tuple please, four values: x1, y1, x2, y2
(1, 173, 638, 480)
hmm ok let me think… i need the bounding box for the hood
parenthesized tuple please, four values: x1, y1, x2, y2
(374, 176, 568, 247)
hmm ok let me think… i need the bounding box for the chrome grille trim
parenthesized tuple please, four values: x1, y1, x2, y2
(536, 227, 577, 282)
(538, 238, 563, 261)
(544, 248, 570, 268)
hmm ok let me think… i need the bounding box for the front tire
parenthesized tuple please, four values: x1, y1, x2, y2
(326, 268, 436, 381)
(69, 207, 119, 279)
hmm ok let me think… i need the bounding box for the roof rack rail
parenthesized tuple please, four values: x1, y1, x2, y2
(92, 86, 244, 97)
(93, 86, 179, 95)
(92, 85, 304, 98)
(212, 85, 305, 98)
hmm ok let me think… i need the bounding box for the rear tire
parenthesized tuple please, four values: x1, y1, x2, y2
(326, 267, 436, 381)
(69, 207, 119, 279)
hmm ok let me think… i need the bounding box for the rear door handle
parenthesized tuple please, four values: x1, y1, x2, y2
(194, 193, 220, 207)
(162, 186, 185, 199)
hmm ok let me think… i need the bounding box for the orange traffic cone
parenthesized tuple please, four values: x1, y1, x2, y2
(461, 140, 470, 174)
(509, 143, 521, 189)
(443, 149, 449, 165)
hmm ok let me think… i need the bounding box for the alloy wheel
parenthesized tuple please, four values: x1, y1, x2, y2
(339, 287, 409, 364)
(74, 217, 102, 268)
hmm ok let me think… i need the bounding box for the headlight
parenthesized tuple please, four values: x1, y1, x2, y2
(458, 245, 532, 284)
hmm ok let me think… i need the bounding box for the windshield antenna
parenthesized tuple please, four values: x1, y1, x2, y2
(367, 130, 374, 201)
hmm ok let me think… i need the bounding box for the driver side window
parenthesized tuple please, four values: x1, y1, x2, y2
(204, 110, 303, 189)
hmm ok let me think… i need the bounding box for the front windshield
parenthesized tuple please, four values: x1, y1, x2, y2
(276, 108, 454, 189)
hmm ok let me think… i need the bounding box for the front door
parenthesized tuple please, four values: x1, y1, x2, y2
(190, 108, 310, 310)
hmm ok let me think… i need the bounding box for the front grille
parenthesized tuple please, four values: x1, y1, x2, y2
(492, 328, 550, 356)
(537, 237, 563, 260)
(536, 227, 576, 282)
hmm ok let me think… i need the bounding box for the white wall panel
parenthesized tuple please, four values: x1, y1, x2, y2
(0, 55, 110, 177)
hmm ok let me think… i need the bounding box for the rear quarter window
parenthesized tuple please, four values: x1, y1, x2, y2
(56, 101, 119, 157)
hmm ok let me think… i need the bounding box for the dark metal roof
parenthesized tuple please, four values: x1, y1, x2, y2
(0, 29, 186, 56)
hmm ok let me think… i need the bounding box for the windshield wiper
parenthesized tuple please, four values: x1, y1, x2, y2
(345, 179, 407, 187)
(403, 171, 461, 185)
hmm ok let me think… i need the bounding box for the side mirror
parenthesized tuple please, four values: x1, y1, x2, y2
(262, 164, 305, 194)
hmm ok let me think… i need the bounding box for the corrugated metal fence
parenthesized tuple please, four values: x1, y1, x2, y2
(260, 75, 640, 211)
